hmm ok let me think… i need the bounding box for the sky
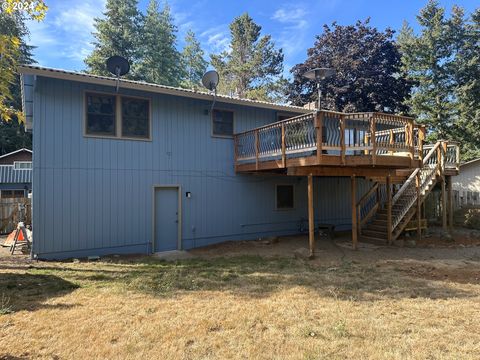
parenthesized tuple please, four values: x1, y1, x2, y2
(25, 0, 478, 77)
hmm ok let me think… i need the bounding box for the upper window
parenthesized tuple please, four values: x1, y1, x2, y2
(86, 93, 116, 136)
(212, 109, 234, 137)
(122, 97, 150, 138)
(13, 161, 32, 170)
(276, 184, 294, 210)
(85, 92, 150, 140)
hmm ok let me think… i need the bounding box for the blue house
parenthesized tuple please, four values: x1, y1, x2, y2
(20, 65, 459, 260)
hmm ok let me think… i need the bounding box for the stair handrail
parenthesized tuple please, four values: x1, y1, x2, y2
(392, 142, 441, 204)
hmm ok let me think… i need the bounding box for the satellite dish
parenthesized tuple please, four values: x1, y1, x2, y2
(201, 70, 220, 114)
(202, 70, 219, 92)
(303, 67, 335, 81)
(106, 56, 130, 92)
(303, 67, 335, 110)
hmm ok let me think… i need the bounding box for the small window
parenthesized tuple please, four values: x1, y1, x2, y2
(85, 93, 116, 136)
(122, 97, 150, 138)
(212, 109, 234, 137)
(13, 161, 32, 170)
(276, 185, 294, 210)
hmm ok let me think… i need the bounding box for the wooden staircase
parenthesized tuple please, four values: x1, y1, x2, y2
(356, 141, 457, 244)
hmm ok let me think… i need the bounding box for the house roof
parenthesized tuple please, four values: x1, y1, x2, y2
(18, 65, 310, 114)
(460, 157, 480, 168)
(0, 148, 32, 160)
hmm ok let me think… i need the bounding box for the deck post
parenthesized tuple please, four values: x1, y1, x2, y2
(447, 176, 453, 230)
(441, 176, 447, 231)
(418, 126, 425, 163)
(340, 115, 346, 165)
(255, 130, 259, 171)
(386, 175, 392, 244)
(281, 124, 286, 168)
(315, 111, 323, 164)
(416, 172, 422, 242)
(308, 174, 315, 258)
(351, 175, 358, 250)
(370, 115, 376, 166)
(408, 120, 414, 160)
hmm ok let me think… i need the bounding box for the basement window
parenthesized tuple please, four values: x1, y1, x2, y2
(212, 109, 234, 137)
(85, 92, 151, 140)
(276, 184, 294, 210)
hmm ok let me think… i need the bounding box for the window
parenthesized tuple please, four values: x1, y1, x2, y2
(13, 161, 32, 170)
(85, 93, 116, 136)
(84, 92, 151, 140)
(212, 109, 234, 137)
(276, 184, 294, 210)
(122, 97, 150, 138)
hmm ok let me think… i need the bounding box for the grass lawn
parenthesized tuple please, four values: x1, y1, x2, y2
(1, 238, 480, 359)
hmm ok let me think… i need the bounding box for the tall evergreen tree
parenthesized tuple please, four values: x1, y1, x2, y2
(210, 13, 284, 101)
(290, 19, 410, 113)
(454, 8, 480, 160)
(85, 0, 142, 79)
(398, 1, 458, 139)
(181, 29, 207, 89)
(136, 0, 182, 86)
(398, 1, 480, 160)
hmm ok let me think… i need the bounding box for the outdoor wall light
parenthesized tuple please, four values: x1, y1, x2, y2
(186, 191, 192, 198)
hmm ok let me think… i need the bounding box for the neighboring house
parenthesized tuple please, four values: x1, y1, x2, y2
(0, 148, 32, 198)
(452, 158, 480, 207)
(20, 65, 458, 260)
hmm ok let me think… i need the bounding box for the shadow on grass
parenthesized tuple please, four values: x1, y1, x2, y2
(1, 255, 476, 307)
(120, 256, 478, 301)
(0, 273, 79, 313)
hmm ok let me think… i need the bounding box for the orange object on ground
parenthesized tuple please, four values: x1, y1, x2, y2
(2, 229, 25, 247)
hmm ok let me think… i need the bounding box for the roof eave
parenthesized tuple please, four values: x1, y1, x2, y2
(17, 65, 310, 114)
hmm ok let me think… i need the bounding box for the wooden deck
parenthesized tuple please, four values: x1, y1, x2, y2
(234, 110, 424, 176)
(233, 110, 461, 258)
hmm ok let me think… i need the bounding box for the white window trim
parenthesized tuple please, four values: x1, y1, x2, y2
(275, 184, 295, 210)
(83, 91, 152, 141)
(13, 161, 32, 170)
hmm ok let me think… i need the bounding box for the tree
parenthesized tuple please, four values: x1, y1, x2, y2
(0, 5, 42, 154)
(398, 1, 480, 161)
(181, 29, 207, 89)
(85, 0, 142, 79)
(289, 19, 411, 113)
(210, 13, 284, 102)
(453, 9, 480, 160)
(136, 0, 183, 86)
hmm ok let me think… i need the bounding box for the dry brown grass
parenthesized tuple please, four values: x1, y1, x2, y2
(1, 239, 480, 359)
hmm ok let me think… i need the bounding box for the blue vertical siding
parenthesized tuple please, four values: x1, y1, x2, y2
(32, 77, 370, 259)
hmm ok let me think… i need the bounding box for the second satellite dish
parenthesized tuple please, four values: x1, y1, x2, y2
(106, 55, 130, 92)
(202, 70, 219, 92)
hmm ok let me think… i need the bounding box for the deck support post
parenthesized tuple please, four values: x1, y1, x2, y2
(351, 175, 358, 250)
(447, 176, 453, 230)
(416, 172, 422, 242)
(386, 175, 392, 244)
(307, 174, 315, 258)
(441, 176, 448, 231)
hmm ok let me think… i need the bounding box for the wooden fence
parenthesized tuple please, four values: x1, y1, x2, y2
(0, 198, 31, 234)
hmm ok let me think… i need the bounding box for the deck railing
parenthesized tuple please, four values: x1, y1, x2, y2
(234, 110, 420, 170)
